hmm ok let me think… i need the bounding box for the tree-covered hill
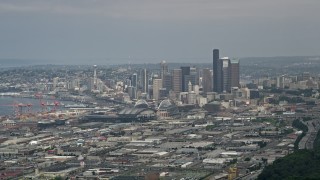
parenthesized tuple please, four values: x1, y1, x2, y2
(258, 127, 320, 180)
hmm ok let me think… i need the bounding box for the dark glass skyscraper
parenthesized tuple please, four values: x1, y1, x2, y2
(213, 49, 223, 93)
(181, 66, 191, 92)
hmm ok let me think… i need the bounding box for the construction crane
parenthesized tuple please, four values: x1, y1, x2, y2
(0, 103, 20, 116)
(27, 103, 33, 114)
(17, 103, 28, 115)
(0, 102, 33, 119)
(35, 92, 48, 113)
(52, 100, 61, 112)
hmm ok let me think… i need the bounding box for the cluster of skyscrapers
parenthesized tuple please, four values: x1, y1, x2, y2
(212, 49, 240, 93)
(126, 49, 240, 101)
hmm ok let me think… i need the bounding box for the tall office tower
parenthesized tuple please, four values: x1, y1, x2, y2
(181, 66, 191, 92)
(212, 49, 221, 92)
(137, 69, 142, 90)
(216, 58, 224, 93)
(160, 60, 172, 92)
(131, 73, 138, 88)
(188, 81, 193, 93)
(163, 73, 172, 92)
(153, 78, 163, 101)
(230, 59, 240, 88)
(172, 69, 182, 93)
(213, 49, 223, 93)
(190, 67, 199, 85)
(141, 69, 148, 93)
(202, 68, 213, 94)
(160, 60, 168, 80)
(222, 57, 231, 92)
(127, 86, 137, 99)
(93, 65, 97, 89)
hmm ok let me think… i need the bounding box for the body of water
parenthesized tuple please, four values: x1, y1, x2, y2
(0, 96, 75, 116)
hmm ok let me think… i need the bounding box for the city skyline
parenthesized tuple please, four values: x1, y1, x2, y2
(1, 53, 320, 179)
(1, 1, 320, 179)
(0, 0, 320, 64)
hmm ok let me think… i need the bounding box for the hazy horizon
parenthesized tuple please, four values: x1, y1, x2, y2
(0, 0, 320, 64)
(1, 55, 320, 67)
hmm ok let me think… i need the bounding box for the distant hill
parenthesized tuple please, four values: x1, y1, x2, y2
(1, 56, 320, 72)
(240, 56, 320, 67)
(0, 59, 32, 67)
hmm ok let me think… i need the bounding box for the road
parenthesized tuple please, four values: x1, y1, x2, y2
(299, 119, 320, 150)
(236, 170, 263, 180)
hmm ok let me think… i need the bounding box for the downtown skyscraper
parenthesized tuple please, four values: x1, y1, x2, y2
(213, 49, 223, 93)
(230, 59, 240, 88)
(202, 68, 212, 94)
(181, 66, 191, 92)
(212, 49, 239, 93)
(172, 69, 182, 93)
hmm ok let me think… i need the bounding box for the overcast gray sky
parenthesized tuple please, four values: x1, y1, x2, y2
(0, 0, 319, 64)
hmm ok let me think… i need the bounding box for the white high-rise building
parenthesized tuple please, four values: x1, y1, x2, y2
(93, 65, 97, 90)
(153, 79, 163, 100)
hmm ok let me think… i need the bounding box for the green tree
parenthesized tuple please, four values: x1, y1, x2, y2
(54, 176, 64, 180)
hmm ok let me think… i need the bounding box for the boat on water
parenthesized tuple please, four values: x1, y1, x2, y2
(64, 104, 88, 108)
(46, 102, 65, 106)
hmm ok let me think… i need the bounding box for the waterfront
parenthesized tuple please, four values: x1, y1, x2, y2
(0, 96, 74, 116)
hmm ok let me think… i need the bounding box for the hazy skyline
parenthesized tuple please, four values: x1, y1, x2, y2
(0, 0, 320, 64)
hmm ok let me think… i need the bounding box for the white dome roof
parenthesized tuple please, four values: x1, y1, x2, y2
(158, 99, 176, 110)
(134, 99, 149, 108)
